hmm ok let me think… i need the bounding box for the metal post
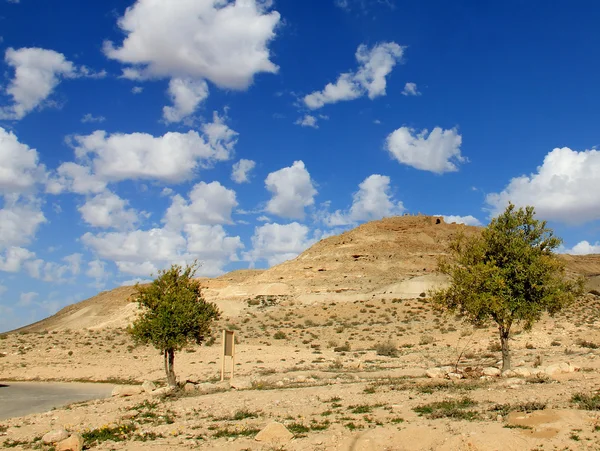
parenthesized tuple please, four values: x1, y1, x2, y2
(220, 329, 225, 381)
(231, 332, 235, 380)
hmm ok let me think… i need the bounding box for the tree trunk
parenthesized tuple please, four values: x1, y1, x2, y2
(500, 329, 511, 371)
(164, 348, 176, 387)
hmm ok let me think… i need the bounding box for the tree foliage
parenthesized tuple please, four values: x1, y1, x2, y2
(128, 262, 220, 386)
(432, 204, 583, 370)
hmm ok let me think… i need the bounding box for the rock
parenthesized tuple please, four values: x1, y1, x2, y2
(512, 367, 531, 377)
(568, 363, 580, 373)
(425, 368, 445, 379)
(255, 422, 293, 444)
(276, 380, 284, 387)
(230, 378, 253, 390)
(142, 380, 156, 393)
(501, 370, 517, 378)
(42, 429, 69, 444)
(183, 382, 197, 392)
(544, 364, 562, 376)
(56, 433, 84, 451)
(151, 386, 175, 397)
(111, 385, 143, 397)
(447, 372, 463, 380)
(482, 367, 501, 377)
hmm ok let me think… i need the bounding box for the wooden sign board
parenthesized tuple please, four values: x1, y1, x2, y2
(221, 330, 236, 381)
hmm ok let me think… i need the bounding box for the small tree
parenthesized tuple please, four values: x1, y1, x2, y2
(128, 262, 220, 387)
(432, 204, 583, 371)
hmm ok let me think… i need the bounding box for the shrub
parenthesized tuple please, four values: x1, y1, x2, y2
(374, 341, 398, 357)
(273, 331, 287, 340)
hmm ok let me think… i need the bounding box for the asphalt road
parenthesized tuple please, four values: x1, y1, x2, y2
(0, 381, 114, 420)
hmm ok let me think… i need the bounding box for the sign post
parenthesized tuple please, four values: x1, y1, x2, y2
(221, 330, 235, 381)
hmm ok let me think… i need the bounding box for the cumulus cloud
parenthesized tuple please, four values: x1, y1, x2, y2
(25, 253, 82, 283)
(386, 126, 465, 173)
(295, 114, 319, 128)
(231, 159, 256, 184)
(402, 82, 420, 96)
(164, 181, 237, 229)
(163, 78, 209, 123)
(304, 42, 403, 109)
(0, 247, 35, 272)
(49, 112, 237, 193)
(0, 48, 103, 120)
(104, 0, 280, 89)
(562, 241, 600, 255)
(245, 222, 316, 266)
(265, 161, 317, 220)
(325, 174, 404, 226)
(486, 147, 600, 224)
(0, 127, 47, 194)
(185, 224, 243, 274)
(78, 191, 139, 230)
(0, 201, 46, 250)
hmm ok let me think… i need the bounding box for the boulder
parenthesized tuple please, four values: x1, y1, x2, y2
(482, 367, 501, 377)
(151, 386, 175, 397)
(512, 367, 532, 377)
(142, 380, 156, 393)
(544, 364, 562, 376)
(56, 433, 84, 451)
(42, 429, 69, 444)
(255, 422, 293, 444)
(230, 378, 253, 390)
(501, 370, 517, 378)
(425, 368, 445, 379)
(447, 372, 463, 380)
(183, 382, 197, 393)
(111, 385, 143, 397)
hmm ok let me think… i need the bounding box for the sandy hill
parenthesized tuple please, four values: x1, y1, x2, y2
(13, 215, 600, 333)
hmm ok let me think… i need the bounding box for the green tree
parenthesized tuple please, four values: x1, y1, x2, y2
(128, 262, 220, 387)
(432, 204, 583, 371)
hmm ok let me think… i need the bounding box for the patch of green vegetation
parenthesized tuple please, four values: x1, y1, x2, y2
(413, 397, 479, 420)
(504, 424, 532, 430)
(374, 341, 398, 357)
(82, 423, 137, 446)
(572, 392, 600, 410)
(232, 409, 259, 421)
(212, 427, 260, 439)
(349, 403, 383, 414)
(273, 331, 287, 340)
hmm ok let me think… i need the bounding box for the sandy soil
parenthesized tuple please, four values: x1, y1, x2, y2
(2, 293, 600, 450)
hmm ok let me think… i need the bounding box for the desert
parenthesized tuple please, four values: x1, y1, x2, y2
(1, 216, 600, 450)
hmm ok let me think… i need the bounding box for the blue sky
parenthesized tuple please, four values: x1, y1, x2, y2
(0, 0, 599, 332)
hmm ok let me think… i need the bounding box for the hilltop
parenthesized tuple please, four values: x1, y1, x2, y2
(12, 215, 599, 333)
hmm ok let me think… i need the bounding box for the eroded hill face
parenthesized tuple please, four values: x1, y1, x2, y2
(13, 215, 599, 333)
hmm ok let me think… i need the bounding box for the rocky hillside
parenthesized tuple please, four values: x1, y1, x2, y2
(13, 215, 599, 332)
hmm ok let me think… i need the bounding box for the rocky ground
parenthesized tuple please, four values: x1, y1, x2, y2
(2, 293, 600, 450)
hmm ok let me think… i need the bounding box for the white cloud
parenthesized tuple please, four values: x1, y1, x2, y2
(132, 86, 143, 94)
(386, 126, 465, 173)
(164, 181, 238, 229)
(163, 78, 209, 123)
(78, 191, 139, 230)
(295, 114, 319, 128)
(25, 253, 82, 283)
(402, 82, 420, 96)
(0, 201, 46, 250)
(185, 224, 243, 276)
(561, 241, 600, 255)
(82, 228, 187, 276)
(50, 112, 237, 193)
(104, 0, 280, 89)
(86, 259, 107, 280)
(231, 159, 256, 184)
(18, 291, 38, 307)
(0, 284, 6, 296)
(438, 215, 482, 226)
(304, 42, 403, 109)
(0, 127, 47, 194)
(0, 247, 35, 272)
(0, 47, 76, 119)
(245, 222, 316, 266)
(81, 113, 106, 123)
(325, 174, 404, 226)
(265, 161, 317, 220)
(46, 162, 107, 195)
(486, 147, 600, 224)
